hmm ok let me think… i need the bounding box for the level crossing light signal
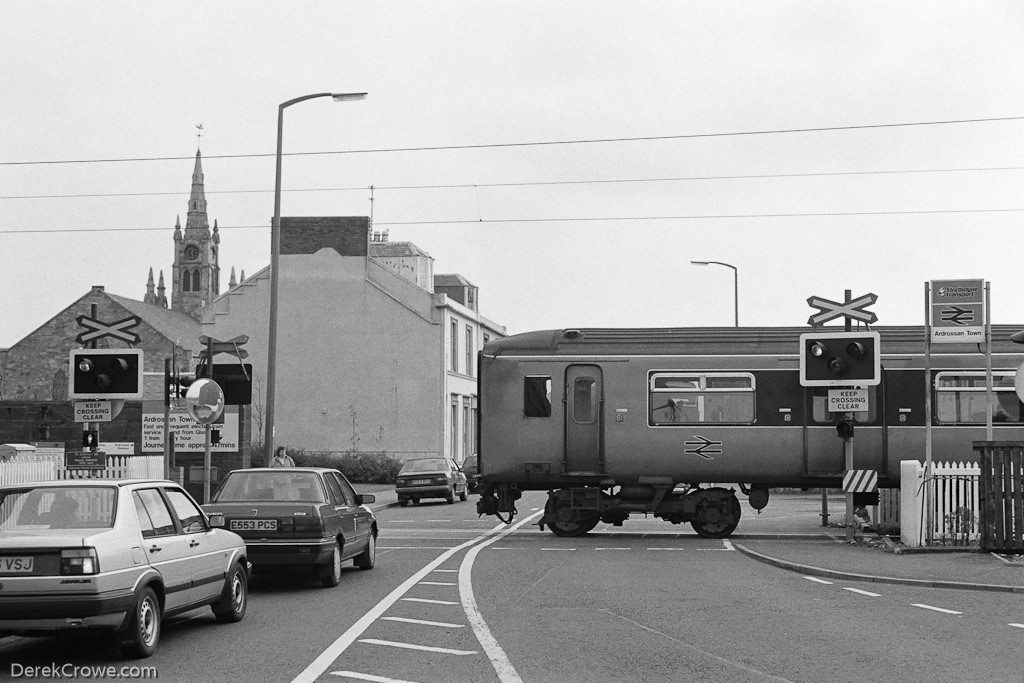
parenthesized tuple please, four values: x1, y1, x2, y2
(69, 348, 144, 400)
(799, 331, 881, 387)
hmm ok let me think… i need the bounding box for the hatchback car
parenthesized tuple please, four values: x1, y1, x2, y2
(0, 479, 248, 659)
(395, 457, 468, 506)
(462, 454, 481, 493)
(203, 467, 377, 587)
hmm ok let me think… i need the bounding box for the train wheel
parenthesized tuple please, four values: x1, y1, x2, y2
(690, 489, 741, 539)
(547, 513, 600, 537)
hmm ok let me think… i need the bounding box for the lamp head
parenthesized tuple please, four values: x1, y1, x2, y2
(332, 92, 368, 102)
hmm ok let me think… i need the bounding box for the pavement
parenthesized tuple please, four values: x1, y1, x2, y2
(354, 485, 1024, 594)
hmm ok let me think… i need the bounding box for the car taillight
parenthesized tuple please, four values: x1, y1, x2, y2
(61, 548, 99, 575)
(293, 517, 323, 534)
(436, 476, 448, 485)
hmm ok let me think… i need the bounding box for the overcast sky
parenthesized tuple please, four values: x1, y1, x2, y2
(2, 1, 1023, 348)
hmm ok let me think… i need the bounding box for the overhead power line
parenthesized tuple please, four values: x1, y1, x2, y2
(3, 207, 1023, 235)
(3, 165, 1023, 200)
(2, 115, 1022, 166)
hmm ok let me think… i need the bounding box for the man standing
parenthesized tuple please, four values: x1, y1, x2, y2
(270, 446, 295, 467)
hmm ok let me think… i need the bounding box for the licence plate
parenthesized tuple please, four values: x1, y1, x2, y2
(230, 519, 278, 532)
(410, 479, 432, 486)
(0, 556, 34, 574)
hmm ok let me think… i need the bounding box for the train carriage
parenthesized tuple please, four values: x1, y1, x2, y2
(474, 326, 1024, 537)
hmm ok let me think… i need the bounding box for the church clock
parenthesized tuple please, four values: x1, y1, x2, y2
(184, 244, 200, 260)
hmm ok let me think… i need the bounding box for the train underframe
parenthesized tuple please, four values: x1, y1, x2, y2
(476, 481, 770, 538)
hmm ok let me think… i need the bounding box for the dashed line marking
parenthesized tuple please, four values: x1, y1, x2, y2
(1009, 623, 1024, 629)
(418, 581, 456, 586)
(541, 548, 576, 551)
(912, 603, 962, 615)
(595, 547, 630, 551)
(803, 576, 834, 585)
(330, 671, 419, 683)
(432, 569, 458, 573)
(358, 638, 478, 656)
(489, 547, 526, 550)
(842, 587, 881, 597)
(722, 540, 735, 551)
(401, 597, 459, 606)
(382, 616, 465, 628)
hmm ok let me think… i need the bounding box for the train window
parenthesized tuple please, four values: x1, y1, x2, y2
(524, 376, 552, 417)
(648, 372, 754, 425)
(573, 377, 597, 424)
(811, 388, 877, 423)
(935, 371, 1023, 424)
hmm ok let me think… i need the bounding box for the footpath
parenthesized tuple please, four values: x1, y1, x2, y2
(355, 485, 1024, 594)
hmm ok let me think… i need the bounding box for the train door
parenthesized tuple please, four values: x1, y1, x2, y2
(804, 385, 886, 476)
(564, 364, 604, 474)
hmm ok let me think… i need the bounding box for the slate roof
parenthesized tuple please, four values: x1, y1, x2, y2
(369, 241, 432, 258)
(106, 293, 202, 350)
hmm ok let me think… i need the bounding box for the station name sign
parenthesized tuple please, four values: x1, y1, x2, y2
(930, 279, 985, 344)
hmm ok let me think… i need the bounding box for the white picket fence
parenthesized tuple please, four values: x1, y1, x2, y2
(900, 460, 980, 547)
(0, 453, 164, 486)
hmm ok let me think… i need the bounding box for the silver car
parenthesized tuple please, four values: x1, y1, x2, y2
(0, 479, 249, 658)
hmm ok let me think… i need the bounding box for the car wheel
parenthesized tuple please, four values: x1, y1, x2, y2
(399, 498, 409, 507)
(355, 532, 376, 570)
(119, 586, 160, 658)
(459, 486, 468, 502)
(320, 541, 342, 588)
(446, 486, 455, 504)
(212, 562, 248, 623)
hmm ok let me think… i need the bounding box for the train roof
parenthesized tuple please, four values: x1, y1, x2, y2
(482, 326, 1024, 357)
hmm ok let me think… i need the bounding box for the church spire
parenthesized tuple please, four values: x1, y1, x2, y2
(229, 267, 237, 289)
(157, 271, 167, 308)
(185, 150, 209, 235)
(143, 267, 157, 305)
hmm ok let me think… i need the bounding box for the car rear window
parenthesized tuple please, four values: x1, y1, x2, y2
(399, 458, 448, 474)
(0, 486, 116, 530)
(213, 471, 327, 502)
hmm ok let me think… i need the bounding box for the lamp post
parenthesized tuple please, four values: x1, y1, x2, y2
(690, 260, 738, 327)
(265, 92, 367, 463)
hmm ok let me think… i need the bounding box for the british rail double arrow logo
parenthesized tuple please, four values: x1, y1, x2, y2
(684, 435, 722, 460)
(940, 306, 975, 326)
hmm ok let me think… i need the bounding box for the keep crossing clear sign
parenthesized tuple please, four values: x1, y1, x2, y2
(930, 279, 985, 344)
(827, 388, 869, 412)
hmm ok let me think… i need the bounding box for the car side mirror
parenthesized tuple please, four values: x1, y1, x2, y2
(208, 513, 226, 528)
(357, 493, 375, 505)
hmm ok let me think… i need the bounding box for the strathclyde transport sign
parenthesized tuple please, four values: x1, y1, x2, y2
(930, 279, 985, 344)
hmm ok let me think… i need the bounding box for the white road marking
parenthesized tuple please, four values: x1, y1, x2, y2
(803, 577, 834, 585)
(1009, 623, 1024, 629)
(427, 520, 452, 523)
(842, 587, 881, 597)
(595, 547, 630, 551)
(358, 639, 477, 656)
(382, 616, 465, 628)
(541, 548, 576, 551)
(433, 569, 458, 573)
(401, 597, 458, 605)
(459, 512, 543, 683)
(912, 603, 962, 615)
(291, 519, 513, 683)
(330, 671, 419, 683)
(419, 581, 456, 586)
(722, 540, 735, 551)
(647, 547, 687, 551)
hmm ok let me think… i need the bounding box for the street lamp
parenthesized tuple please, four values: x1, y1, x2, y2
(690, 260, 738, 327)
(265, 92, 367, 463)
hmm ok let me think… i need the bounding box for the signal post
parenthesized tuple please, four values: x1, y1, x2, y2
(801, 290, 881, 541)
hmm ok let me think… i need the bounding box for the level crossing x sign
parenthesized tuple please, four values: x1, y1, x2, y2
(806, 293, 878, 327)
(75, 314, 142, 345)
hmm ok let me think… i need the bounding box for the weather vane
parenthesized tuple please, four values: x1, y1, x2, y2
(196, 123, 203, 148)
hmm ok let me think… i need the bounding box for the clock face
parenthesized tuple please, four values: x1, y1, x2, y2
(184, 245, 199, 260)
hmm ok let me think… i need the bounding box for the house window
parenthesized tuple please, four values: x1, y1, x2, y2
(450, 320, 458, 373)
(465, 325, 474, 377)
(451, 396, 459, 460)
(648, 372, 755, 425)
(935, 371, 1023, 424)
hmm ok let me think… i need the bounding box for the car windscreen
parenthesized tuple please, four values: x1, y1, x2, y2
(213, 471, 327, 503)
(0, 486, 116, 530)
(399, 459, 447, 474)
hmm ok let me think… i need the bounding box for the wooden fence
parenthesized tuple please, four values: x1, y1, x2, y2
(974, 441, 1024, 553)
(0, 453, 164, 487)
(900, 460, 980, 548)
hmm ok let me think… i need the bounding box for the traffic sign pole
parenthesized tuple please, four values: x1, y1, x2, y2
(204, 423, 212, 505)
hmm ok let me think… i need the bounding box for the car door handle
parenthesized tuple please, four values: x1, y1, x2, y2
(148, 545, 162, 553)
